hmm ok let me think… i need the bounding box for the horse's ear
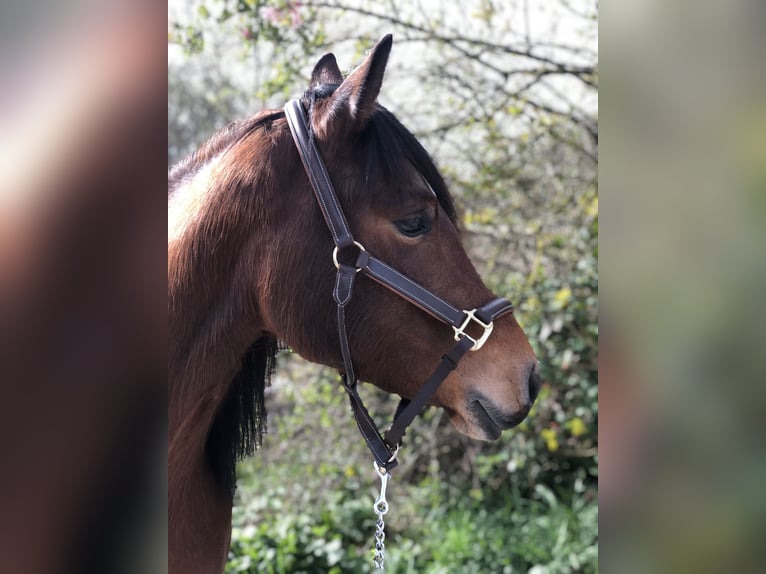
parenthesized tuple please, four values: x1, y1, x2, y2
(310, 53, 344, 89)
(329, 34, 392, 129)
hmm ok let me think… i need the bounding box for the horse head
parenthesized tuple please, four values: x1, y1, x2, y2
(257, 35, 540, 440)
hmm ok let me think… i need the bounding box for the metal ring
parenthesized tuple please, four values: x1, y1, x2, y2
(332, 240, 366, 270)
(386, 443, 400, 463)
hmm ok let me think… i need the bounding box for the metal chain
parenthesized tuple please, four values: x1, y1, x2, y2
(373, 513, 386, 569)
(372, 462, 390, 570)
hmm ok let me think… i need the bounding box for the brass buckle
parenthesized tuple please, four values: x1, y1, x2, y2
(453, 309, 494, 351)
(332, 240, 366, 272)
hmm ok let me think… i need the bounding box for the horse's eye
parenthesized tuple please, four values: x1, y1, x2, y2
(394, 214, 432, 238)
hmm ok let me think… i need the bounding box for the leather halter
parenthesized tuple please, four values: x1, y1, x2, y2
(284, 98, 514, 470)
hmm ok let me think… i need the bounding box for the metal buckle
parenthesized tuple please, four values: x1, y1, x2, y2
(453, 309, 494, 351)
(332, 240, 366, 272)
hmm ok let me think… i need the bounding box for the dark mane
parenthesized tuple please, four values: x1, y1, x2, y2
(364, 107, 457, 224)
(168, 110, 284, 196)
(206, 337, 280, 497)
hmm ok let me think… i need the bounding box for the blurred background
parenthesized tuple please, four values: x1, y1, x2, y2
(169, 1, 598, 572)
(599, 1, 766, 572)
(1, 3, 167, 573)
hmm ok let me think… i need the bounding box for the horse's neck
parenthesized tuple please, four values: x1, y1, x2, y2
(168, 160, 267, 457)
(168, 120, 297, 573)
(167, 163, 268, 571)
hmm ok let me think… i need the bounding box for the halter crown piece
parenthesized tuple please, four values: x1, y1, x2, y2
(284, 98, 514, 569)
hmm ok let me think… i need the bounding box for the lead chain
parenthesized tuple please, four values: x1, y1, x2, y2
(372, 462, 390, 570)
(373, 513, 386, 569)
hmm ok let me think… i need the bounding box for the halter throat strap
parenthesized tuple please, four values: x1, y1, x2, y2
(284, 98, 513, 470)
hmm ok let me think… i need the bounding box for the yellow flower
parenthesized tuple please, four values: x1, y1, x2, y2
(553, 287, 572, 308)
(541, 428, 559, 452)
(586, 195, 599, 218)
(567, 417, 587, 437)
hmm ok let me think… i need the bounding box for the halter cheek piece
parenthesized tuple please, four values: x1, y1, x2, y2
(284, 99, 513, 471)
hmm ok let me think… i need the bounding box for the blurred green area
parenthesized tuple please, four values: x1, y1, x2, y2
(169, 1, 598, 571)
(599, 1, 766, 573)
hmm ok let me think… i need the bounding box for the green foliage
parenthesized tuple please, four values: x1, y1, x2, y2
(227, 476, 597, 573)
(226, 490, 370, 573)
(169, 21, 205, 54)
(511, 207, 598, 491)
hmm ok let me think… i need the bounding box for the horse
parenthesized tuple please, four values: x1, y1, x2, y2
(168, 35, 540, 573)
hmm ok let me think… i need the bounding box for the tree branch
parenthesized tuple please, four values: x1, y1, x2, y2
(305, 0, 597, 87)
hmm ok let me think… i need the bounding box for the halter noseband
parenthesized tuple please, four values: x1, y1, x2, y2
(284, 98, 514, 471)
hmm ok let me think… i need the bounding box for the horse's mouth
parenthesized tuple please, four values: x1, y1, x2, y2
(467, 395, 530, 440)
(467, 399, 502, 440)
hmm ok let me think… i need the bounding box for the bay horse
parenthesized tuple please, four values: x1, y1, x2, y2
(168, 35, 540, 573)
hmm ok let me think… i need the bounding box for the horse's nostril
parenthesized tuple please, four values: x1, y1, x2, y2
(528, 365, 541, 405)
